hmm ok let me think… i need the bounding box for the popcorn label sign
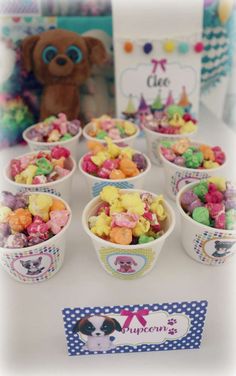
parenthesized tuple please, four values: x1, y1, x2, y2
(62, 300, 208, 356)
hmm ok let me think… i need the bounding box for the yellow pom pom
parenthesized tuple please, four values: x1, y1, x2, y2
(163, 40, 175, 53)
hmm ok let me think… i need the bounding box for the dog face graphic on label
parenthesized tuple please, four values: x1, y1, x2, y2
(74, 315, 122, 352)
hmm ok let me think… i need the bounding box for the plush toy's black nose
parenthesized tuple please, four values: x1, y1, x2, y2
(96, 333, 101, 336)
(56, 57, 67, 66)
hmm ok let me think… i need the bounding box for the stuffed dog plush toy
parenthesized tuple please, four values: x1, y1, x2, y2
(22, 29, 107, 121)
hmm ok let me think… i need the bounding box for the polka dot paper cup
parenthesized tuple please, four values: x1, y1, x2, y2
(143, 126, 198, 166)
(83, 119, 140, 147)
(0, 193, 72, 283)
(176, 182, 236, 266)
(160, 142, 227, 201)
(82, 189, 175, 279)
(78, 151, 151, 197)
(4, 151, 76, 202)
(23, 124, 82, 160)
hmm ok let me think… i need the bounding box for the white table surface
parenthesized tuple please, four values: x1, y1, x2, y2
(0, 104, 236, 376)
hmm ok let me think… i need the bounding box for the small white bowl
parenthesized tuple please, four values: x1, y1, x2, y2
(176, 181, 236, 266)
(82, 189, 175, 279)
(0, 192, 72, 283)
(23, 123, 82, 160)
(160, 141, 227, 200)
(82, 119, 140, 147)
(143, 125, 198, 166)
(78, 151, 151, 197)
(4, 151, 76, 202)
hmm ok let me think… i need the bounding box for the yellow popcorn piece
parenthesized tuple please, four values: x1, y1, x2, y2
(0, 206, 12, 223)
(180, 121, 196, 134)
(124, 121, 136, 136)
(48, 129, 60, 142)
(100, 186, 120, 205)
(28, 194, 53, 221)
(169, 113, 185, 128)
(132, 216, 150, 237)
(91, 151, 110, 167)
(120, 147, 134, 159)
(91, 212, 111, 237)
(109, 198, 124, 214)
(203, 161, 220, 169)
(150, 195, 167, 221)
(121, 192, 145, 215)
(104, 137, 121, 158)
(17, 165, 37, 185)
(208, 177, 226, 192)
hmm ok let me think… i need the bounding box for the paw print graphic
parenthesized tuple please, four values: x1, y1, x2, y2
(167, 318, 177, 326)
(168, 328, 177, 335)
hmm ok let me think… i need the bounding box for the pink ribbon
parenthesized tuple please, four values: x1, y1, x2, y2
(121, 309, 149, 329)
(151, 58, 167, 74)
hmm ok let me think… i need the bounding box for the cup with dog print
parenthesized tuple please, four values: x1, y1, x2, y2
(0, 192, 72, 283)
(78, 150, 151, 198)
(176, 181, 236, 266)
(4, 150, 76, 202)
(82, 189, 175, 279)
(159, 141, 227, 201)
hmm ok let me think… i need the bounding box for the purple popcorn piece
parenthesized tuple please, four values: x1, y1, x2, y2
(5, 233, 28, 248)
(27, 235, 45, 246)
(1, 191, 17, 209)
(67, 120, 80, 136)
(0, 223, 11, 237)
(225, 199, 236, 211)
(14, 193, 29, 209)
(188, 199, 204, 214)
(27, 128, 44, 142)
(132, 153, 147, 171)
(180, 191, 199, 211)
(174, 156, 185, 166)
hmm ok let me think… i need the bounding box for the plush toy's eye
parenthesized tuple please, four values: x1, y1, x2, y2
(66, 45, 83, 63)
(42, 46, 58, 63)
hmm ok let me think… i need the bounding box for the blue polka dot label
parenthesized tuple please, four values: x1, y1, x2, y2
(62, 300, 208, 356)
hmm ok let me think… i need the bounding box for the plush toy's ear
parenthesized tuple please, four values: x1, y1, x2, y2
(22, 35, 40, 72)
(83, 36, 107, 66)
(73, 320, 81, 333)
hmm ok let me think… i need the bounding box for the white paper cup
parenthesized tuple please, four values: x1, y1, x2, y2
(0, 193, 72, 283)
(78, 151, 151, 197)
(23, 124, 82, 160)
(4, 151, 76, 202)
(82, 189, 175, 279)
(82, 120, 140, 147)
(176, 182, 236, 266)
(143, 125, 198, 166)
(160, 142, 227, 201)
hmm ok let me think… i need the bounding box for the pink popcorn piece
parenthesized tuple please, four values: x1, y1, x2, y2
(27, 215, 49, 237)
(102, 159, 119, 170)
(108, 128, 121, 140)
(54, 166, 70, 177)
(32, 175, 47, 185)
(215, 212, 226, 229)
(82, 155, 98, 174)
(206, 203, 225, 219)
(47, 210, 70, 234)
(111, 212, 139, 229)
(51, 146, 70, 159)
(205, 190, 223, 204)
(97, 167, 111, 179)
(10, 159, 23, 178)
(161, 147, 176, 162)
(96, 202, 110, 216)
(101, 119, 114, 131)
